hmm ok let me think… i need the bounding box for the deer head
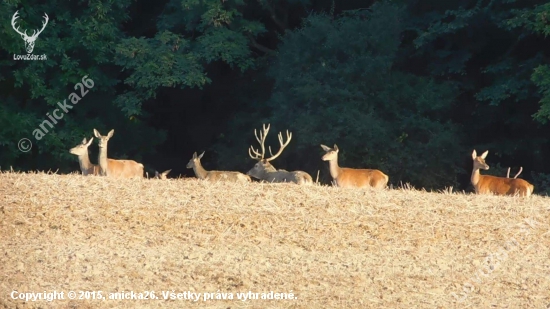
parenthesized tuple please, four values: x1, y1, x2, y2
(93, 129, 114, 148)
(69, 137, 94, 156)
(471, 150, 489, 171)
(12, 10, 49, 54)
(154, 169, 171, 179)
(320, 144, 339, 161)
(186, 151, 205, 169)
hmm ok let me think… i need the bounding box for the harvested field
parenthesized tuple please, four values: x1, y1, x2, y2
(1, 171, 549, 309)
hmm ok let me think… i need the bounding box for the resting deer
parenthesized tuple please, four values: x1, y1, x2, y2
(186, 151, 250, 182)
(69, 137, 100, 176)
(154, 169, 172, 179)
(320, 144, 389, 189)
(506, 166, 522, 179)
(471, 150, 533, 197)
(92, 129, 144, 178)
(247, 124, 313, 185)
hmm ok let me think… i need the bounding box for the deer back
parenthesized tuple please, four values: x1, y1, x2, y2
(336, 168, 388, 189)
(293, 171, 313, 185)
(260, 169, 312, 184)
(476, 175, 533, 197)
(105, 159, 144, 178)
(206, 171, 251, 182)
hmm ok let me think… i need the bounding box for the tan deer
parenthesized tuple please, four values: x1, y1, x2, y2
(471, 150, 534, 197)
(92, 129, 144, 178)
(69, 137, 100, 176)
(247, 124, 313, 185)
(154, 169, 172, 179)
(186, 151, 250, 182)
(320, 144, 389, 189)
(506, 166, 523, 179)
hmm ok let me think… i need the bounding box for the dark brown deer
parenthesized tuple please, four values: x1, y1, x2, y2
(247, 124, 312, 185)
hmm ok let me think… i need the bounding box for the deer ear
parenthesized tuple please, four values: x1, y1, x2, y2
(107, 129, 114, 138)
(334, 144, 339, 151)
(471, 150, 477, 160)
(86, 137, 93, 147)
(192, 152, 197, 159)
(320, 144, 330, 151)
(198, 151, 205, 159)
(93, 129, 100, 138)
(480, 150, 488, 159)
(82, 138, 87, 144)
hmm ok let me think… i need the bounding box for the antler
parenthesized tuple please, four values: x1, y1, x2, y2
(507, 166, 523, 178)
(249, 123, 270, 160)
(11, 11, 27, 37)
(11, 11, 48, 39)
(30, 13, 48, 38)
(514, 166, 523, 179)
(265, 130, 292, 162)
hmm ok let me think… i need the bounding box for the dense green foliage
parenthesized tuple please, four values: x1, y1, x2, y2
(0, 0, 164, 172)
(1, 0, 549, 193)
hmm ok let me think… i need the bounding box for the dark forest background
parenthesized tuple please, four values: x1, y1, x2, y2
(1, 0, 549, 193)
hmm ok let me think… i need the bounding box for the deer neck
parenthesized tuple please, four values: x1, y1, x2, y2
(262, 162, 279, 177)
(471, 166, 481, 188)
(193, 162, 209, 179)
(327, 157, 341, 179)
(264, 162, 277, 172)
(77, 149, 94, 175)
(98, 144, 109, 175)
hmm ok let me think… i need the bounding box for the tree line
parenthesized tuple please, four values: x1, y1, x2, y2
(0, 0, 549, 194)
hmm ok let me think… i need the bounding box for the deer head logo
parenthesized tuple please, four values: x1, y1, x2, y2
(11, 10, 49, 54)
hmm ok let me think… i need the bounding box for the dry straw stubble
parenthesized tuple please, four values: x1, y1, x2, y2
(1, 171, 549, 308)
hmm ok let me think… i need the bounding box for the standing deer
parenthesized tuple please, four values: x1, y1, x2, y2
(320, 144, 389, 189)
(69, 137, 100, 176)
(186, 151, 250, 182)
(247, 124, 313, 185)
(154, 169, 172, 179)
(92, 129, 144, 178)
(471, 150, 533, 197)
(506, 166, 523, 179)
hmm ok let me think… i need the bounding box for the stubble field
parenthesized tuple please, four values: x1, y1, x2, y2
(1, 171, 549, 308)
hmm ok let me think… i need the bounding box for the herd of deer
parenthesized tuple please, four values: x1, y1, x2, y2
(68, 125, 535, 197)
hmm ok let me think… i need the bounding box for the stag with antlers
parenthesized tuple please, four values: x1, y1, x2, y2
(11, 10, 49, 54)
(247, 124, 313, 185)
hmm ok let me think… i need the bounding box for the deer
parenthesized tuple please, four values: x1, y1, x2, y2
(186, 151, 250, 182)
(320, 144, 389, 189)
(154, 169, 172, 179)
(506, 166, 523, 179)
(69, 137, 100, 176)
(247, 124, 313, 185)
(11, 10, 49, 54)
(92, 129, 144, 178)
(471, 150, 534, 197)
